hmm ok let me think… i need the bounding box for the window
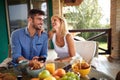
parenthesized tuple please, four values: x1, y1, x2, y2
(7, 0, 28, 33)
(7, 0, 48, 34)
(31, 0, 48, 31)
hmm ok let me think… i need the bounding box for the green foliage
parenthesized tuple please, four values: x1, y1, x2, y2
(64, 0, 108, 39)
(65, 0, 102, 29)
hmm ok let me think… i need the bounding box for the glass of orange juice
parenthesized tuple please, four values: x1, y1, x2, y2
(45, 63, 55, 74)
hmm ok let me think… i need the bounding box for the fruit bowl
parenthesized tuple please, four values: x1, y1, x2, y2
(72, 62, 91, 77)
(26, 66, 45, 77)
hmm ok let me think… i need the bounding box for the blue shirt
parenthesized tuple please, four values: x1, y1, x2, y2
(11, 27, 48, 63)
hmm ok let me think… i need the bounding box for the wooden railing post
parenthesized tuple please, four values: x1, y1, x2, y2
(107, 28, 111, 54)
(69, 28, 112, 55)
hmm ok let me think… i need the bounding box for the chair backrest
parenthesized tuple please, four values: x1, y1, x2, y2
(116, 71, 120, 80)
(74, 41, 98, 64)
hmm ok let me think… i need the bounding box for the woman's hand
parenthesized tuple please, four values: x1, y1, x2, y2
(54, 58, 64, 62)
(54, 57, 72, 62)
(37, 27, 44, 36)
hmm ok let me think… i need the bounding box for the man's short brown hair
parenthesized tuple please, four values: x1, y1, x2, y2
(28, 9, 45, 18)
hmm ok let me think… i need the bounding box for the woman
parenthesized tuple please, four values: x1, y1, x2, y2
(48, 15, 76, 62)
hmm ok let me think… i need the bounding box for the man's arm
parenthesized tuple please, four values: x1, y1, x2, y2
(17, 56, 26, 63)
(11, 31, 24, 63)
(40, 33, 48, 58)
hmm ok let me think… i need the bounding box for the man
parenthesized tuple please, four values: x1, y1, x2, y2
(11, 9, 48, 69)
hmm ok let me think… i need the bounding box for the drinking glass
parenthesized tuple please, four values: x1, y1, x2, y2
(45, 63, 55, 74)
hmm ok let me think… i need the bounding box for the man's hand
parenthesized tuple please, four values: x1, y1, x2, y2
(32, 56, 39, 60)
(29, 60, 44, 70)
(17, 56, 26, 63)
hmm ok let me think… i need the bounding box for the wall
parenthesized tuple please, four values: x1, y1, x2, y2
(111, 0, 120, 59)
(52, 0, 62, 15)
(0, 0, 9, 63)
(48, 0, 62, 49)
(52, 0, 120, 59)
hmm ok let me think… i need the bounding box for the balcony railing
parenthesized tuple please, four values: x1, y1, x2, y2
(69, 28, 111, 55)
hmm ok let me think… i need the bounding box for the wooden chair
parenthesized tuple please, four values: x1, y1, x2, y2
(116, 71, 120, 80)
(74, 41, 98, 64)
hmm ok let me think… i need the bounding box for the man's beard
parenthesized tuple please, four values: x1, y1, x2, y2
(33, 25, 42, 30)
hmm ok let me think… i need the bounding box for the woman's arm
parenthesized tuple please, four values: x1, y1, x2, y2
(66, 33, 76, 57)
(55, 33, 76, 62)
(48, 28, 56, 40)
(48, 31, 53, 40)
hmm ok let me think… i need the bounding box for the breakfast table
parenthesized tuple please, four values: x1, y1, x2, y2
(0, 62, 114, 80)
(55, 62, 114, 80)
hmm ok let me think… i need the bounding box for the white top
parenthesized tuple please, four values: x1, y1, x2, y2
(52, 33, 69, 58)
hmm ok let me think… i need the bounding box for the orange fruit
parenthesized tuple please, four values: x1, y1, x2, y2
(53, 68, 66, 77)
(31, 78, 39, 80)
(53, 75, 60, 80)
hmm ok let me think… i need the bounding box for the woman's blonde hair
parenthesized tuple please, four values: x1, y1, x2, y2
(51, 15, 68, 36)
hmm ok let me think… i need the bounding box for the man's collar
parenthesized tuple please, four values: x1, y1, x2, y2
(25, 27, 29, 35)
(25, 27, 40, 37)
